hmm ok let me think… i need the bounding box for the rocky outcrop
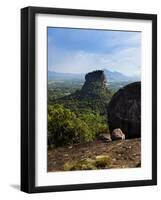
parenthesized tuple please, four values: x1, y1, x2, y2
(111, 128, 125, 140)
(98, 133, 112, 142)
(81, 70, 109, 98)
(56, 70, 112, 114)
(83, 70, 106, 89)
(107, 82, 141, 139)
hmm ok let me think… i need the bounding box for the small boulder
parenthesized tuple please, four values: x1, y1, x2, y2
(111, 128, 125, 141)
(98, 133, 112, 142)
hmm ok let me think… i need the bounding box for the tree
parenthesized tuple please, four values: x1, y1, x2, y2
(48, 104, 93, 147)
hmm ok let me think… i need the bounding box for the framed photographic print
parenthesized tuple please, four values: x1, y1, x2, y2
(21, 6, 157, 193)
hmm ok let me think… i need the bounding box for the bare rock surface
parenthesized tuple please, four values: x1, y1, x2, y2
(98, 133, 112, 142)
(107, 82, 141, 139)
(48, 138, 141, 172)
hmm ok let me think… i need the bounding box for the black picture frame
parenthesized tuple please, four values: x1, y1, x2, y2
(21, 6, 157, 193)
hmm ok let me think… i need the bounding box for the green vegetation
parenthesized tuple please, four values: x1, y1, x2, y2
(52, 71, 112, 115)
(64, 158, 97, 171)
(48, 79, 83, 102)
(48, 70, 112, 148)
(95, 155, 112, 168)
(48, 104, 108, 147)
(63, 155, 112, 171)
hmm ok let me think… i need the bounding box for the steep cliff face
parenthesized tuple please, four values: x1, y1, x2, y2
(83, 70, 106, 87)
(80, 70, 110, 100)
(107, 82, 141, 139)
(56, 70, 112, 114)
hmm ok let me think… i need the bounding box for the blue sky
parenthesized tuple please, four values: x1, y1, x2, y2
(48, 27, 141, 76)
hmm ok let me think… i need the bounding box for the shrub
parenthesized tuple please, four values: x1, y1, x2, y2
(78, 112, 108, 136)
(63, 155, 112, 171)
(95, 155, 112, 168)
(48, 104, 109, 147)
(64, 158, 97, 171)
(48, 104, 94, 147)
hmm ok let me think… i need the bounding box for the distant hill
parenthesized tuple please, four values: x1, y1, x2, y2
(103, 69, 140, 82)
(103, 69, 130, 82)
(48, 69, 140, 82)
(48, 71, 84, 80)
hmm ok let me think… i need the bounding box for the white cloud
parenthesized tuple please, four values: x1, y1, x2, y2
(48, 30, 141, 77)
(49, 46, 141, 76)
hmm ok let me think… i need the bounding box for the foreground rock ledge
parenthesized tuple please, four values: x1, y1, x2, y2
(48, 138, 141, 172)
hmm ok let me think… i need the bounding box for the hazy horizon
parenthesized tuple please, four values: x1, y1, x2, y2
(48, 69, 140, 78)
(48, 27, 141, 77)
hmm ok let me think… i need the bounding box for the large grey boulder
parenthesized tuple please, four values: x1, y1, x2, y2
(107, 82, 141, 139)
